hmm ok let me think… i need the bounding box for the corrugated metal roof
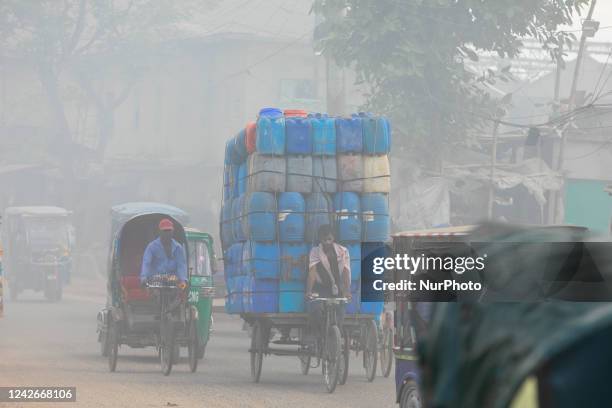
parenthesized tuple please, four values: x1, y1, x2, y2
(4, 206, 71, 216)
(393, 225, 477, 238)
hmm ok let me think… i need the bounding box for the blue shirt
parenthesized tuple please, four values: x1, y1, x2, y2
(140, 237, 187, 283)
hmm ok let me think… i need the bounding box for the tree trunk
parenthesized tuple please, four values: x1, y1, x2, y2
(38, 65, 73, 152)
(96, 103, 116, 160)
(38, 64, 76, 208)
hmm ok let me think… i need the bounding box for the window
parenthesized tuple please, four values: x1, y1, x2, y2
(189, 241, 211, 277)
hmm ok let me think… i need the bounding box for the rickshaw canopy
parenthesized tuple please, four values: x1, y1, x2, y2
(107, 203, 190, 305)
(420, 223, 612, 408)
(110, 202, 189, 239)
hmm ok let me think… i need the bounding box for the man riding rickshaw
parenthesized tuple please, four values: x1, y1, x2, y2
(97, 202, 203, 375)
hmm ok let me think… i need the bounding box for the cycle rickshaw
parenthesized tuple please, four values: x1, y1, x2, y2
(97, 202, 201, 375)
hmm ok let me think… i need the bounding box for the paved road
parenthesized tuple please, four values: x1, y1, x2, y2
(0, 279, 396, 408)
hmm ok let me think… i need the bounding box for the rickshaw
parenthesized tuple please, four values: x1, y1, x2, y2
(395, 223, 612, 408)
(1, 206, 74, 302)
(391, 226, 476, 408)
(97, 202, 201, 375)
(0, 243, 4, 317)
(243, 297, 350, 393)
(185, 227, 217, 359)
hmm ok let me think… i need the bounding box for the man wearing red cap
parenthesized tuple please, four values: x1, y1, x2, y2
(140, 218, 187, 288)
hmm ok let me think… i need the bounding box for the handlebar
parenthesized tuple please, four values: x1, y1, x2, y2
(146, 282, 178, 289)
(310, 297, 348, 304)
(144, 275, 182, 289)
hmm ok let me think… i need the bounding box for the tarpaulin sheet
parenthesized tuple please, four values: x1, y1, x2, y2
(391, 177, 450, 230)
(445, 158, 562, 206)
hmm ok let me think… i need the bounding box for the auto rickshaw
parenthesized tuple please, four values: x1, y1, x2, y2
(185, 227, 217, 359)
(97, 202, 201, 375)
(403, 223, 612, 408)
(391, 225, 475, 408)
(1, 206, 74, 301)
(0, 244, 4, 317)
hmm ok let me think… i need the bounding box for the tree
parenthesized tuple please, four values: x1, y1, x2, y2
(0, 0, 210, 166)
(313, 0, 588, 165)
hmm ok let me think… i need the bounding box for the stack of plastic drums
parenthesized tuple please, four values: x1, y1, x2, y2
(220, 108, 391, 316)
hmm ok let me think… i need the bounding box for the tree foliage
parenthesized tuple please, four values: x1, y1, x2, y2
(0, 0, 209, 163)
(313, 0, 588, 164)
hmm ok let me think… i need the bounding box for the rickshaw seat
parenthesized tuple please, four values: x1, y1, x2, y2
(121, 275, 151, 301)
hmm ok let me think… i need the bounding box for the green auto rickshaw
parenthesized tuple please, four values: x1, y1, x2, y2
(419, 223, 612, 408)
(185, 227, 217, 359)
(2, 206, 74, 302)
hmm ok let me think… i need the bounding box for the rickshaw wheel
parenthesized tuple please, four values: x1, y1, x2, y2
(160, 319, 174, 376)
(172, 344, 180, 364)
(100, 330, 109, 357)
(188, 319, 199, 373)
(55, 284, 63, 302)
(322, 325, 341, 393)
(363, 320, 378, 382)
(400, 380, 421, 408)
(299, 354, 311, 375)
(380, 326, 393, 378)
(107, 319, 119, 372)
(250, 321, 265, 383)
(338, 329, 349, 385)
(197, 343, 206, 359)
(44, 282, 62, 302)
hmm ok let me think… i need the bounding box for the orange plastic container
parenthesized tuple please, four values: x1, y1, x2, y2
(246, 121, 257, 154)
(284, 109, 308, 118)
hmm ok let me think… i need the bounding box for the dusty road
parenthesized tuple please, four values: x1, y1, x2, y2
(0, 278, 396, 408)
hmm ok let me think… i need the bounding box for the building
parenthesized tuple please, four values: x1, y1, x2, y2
(0, 1, 365, 255)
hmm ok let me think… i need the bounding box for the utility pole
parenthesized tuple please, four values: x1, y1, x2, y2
(555, 0, 598, 223)
(553, 44, 563, 113)
(568, 0, 598, 108)
(547, 44, 564, 224)
(488, 121, 500, 219)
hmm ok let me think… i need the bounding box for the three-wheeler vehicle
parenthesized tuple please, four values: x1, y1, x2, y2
(185, 227, 217, 359)
(417, 224, 612, 408)
(0, 243, 4, 317)
(392, 223, 600, 408)
(391, 225, 477, 408)
(2, 206, 74, 302)
(97, 202, 203, 375)
(243, 303, 379, 393)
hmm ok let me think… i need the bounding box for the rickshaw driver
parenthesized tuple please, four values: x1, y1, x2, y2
(305, 225, 352, 341)
(140, 218, 188, 291)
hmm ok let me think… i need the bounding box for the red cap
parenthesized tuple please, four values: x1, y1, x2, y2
(159, 218, 174, 231)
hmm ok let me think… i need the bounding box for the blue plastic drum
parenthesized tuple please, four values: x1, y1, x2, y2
(361, 193, 390, 242)
(334, 192, 361, 242)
